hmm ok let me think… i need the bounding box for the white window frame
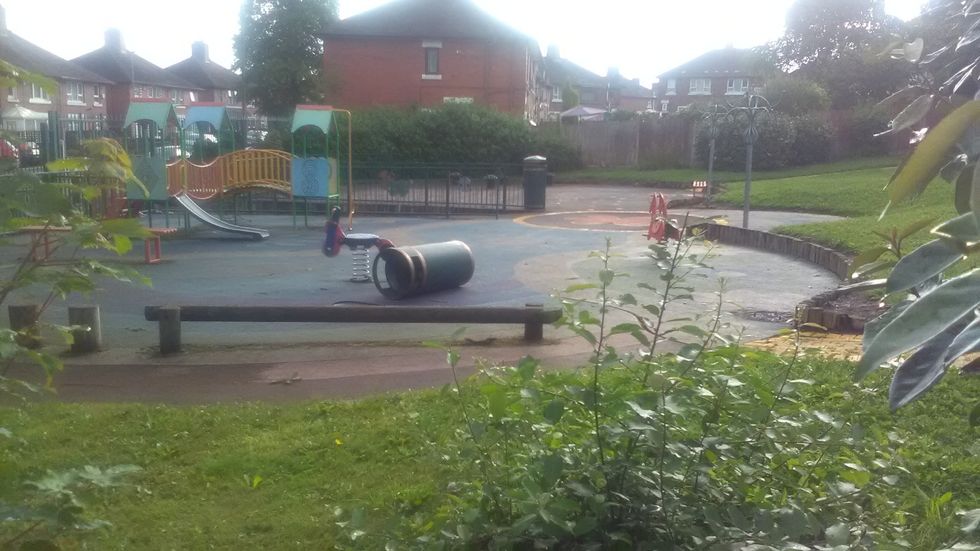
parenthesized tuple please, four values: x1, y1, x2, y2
(422, 39, 442, 79)
(552, 86, 562, 103)
(666, 79, 676, 95)
(133, 86, 144, 99)
(92, 84, 104, 106)
(689, 78, 711, 95)
(676, 104, 691, 113)
(66, 81, 85, 105)
(29, 83, 51, 104)
(726, 78, 749, 95)
(6, 86, 18, 102)
(660, 100, 669, 112)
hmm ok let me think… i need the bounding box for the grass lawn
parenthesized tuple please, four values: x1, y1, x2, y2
(555, 157, 899, 184)
(715, 166, 974, 259)
(2, 354, 978, 549)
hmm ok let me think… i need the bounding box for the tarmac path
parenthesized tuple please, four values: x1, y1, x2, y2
(2, 184, 843, 403)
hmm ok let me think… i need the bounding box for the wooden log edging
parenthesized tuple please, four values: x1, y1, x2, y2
(144, 303, 563, 355)
(691, 223, 850, 279)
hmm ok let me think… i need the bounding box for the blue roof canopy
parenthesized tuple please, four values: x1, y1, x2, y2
(292, 105, 334, 135)
(182, 104, 231, 131)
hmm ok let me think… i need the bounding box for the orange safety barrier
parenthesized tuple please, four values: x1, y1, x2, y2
(647, 192, 669, 242)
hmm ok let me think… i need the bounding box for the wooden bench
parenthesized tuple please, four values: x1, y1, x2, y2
(17, 226, 72, 262)
(144, 304, 563, 354)
(144, 227, 178, 264)
(691, 180, 708, 198)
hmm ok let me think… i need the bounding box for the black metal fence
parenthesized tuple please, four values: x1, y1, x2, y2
(349, 163, 524, 216)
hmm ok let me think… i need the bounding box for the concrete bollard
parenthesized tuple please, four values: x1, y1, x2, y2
(68, 305, 102, 354)
(524, 303, 545, 342)
(158, 306, 181, 355)
(8, 304, 41, 349)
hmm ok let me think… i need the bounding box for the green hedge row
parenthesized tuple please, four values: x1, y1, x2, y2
(695, 113, 833, 171)
(265, 104, 582, 171)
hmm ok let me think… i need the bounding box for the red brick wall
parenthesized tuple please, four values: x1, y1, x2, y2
(323, 36, 531, 117)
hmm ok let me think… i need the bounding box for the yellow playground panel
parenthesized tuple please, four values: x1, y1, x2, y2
(166, 149, 312, 200)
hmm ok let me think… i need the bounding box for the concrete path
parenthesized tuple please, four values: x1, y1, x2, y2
(1, 184, 844, 403)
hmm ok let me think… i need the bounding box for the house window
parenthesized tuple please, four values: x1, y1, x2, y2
(425, 48, 440, 75)
(660, 100, 669, 112)
(666, 79, 676, 95)
(677, 105, 691, 113)
(93, 85, 104, 106)
(552, 86, 562, 103)
(6, 86, 17, 102)
(133, 86, 143, 98)
(30, 83, 50, 103)
(154, 87, 164, 98)
(726, 78, 749, 95)
(689, 78, 711, 95)
(66, 81, 84, 104)
(170, 89, 178, 102)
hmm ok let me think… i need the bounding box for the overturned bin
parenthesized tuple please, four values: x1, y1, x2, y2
(373, 241, 475, 299)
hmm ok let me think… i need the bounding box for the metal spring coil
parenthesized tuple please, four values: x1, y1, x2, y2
(350, 246, 372, 282)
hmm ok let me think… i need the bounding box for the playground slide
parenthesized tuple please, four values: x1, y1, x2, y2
(173, 192, 271, 240)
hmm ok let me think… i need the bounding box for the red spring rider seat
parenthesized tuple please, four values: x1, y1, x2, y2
(322, 208, 394, 282)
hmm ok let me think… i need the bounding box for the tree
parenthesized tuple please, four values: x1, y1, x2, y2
(763, 75, 830, 115)
(771, 0, 912, 108)
(850, 0, 980, 416)
(233, 0, 338, 117)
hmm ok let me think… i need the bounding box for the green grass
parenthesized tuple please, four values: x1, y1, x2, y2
(555, 156, 899, 184)
(715, 167, 974, 259)
(1, 355, 978, 549)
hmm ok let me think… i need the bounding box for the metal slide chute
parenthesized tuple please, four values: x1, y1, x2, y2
(173, 192, 270, 240)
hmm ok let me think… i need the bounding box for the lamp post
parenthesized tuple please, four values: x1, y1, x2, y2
(703, 104, 726, 203)
(727, 93, 771, 229)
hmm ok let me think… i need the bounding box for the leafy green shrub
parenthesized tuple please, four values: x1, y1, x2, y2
(697, 113, 797, 170)
(528, 131, 583, 172)
(764, 75, 831, 116)
(789, 114, 833, 166)
(835, 104, 893, 158)
(348, 104, 577, 167)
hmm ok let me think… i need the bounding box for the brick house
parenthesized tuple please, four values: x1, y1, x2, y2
(542, 46, 652, 118)
(321, 0, 544, 122)
(653, 47, 767, 114)
(72, 30, 199, 124)
(0, 5, 112, 131)
(165, 42, 242, 111)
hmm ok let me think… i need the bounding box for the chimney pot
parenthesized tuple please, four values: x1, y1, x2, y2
(191, 41, 210, 62)
(105, 28, 124, 51)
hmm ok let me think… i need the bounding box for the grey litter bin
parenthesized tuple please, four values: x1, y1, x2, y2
(523, 155, 548, 210)
(373, 241, 475, 299)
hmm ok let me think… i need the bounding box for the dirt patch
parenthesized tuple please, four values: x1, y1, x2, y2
(748, 332, 864, 362)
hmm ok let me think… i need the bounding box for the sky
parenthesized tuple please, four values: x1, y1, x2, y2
(1, 0, 926, 86)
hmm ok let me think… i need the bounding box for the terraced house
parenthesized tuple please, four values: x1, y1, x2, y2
(321, 0, 545, 122)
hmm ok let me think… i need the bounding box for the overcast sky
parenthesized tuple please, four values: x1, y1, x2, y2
(2, 0, 926, 86)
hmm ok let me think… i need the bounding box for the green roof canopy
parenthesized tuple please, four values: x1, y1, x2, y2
(182, 104, 231, 131)
(124, 101, 179, 129)
(291, 105, 334, 135)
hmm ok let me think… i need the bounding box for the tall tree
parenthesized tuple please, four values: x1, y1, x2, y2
(770, 0, 911, 108)
(234, 0, 338, 117)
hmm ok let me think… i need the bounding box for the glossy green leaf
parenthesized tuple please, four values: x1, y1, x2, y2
(946, 315, 980, 365)
(859, 270, 980, 379)
(886, 239, 964, 294)
(888, 317, 969, 410)
(543, 400, 565, 424)
(884, 101, 980, 214)
(879, 94, 932, 136)
(851, 259, 895, 279)
(825, 523, 850, 546)
(956, 164, 975, 214)
(940, 154, 969, 183)
(933, 212, 980, 247)
(848, 247, 888, 277)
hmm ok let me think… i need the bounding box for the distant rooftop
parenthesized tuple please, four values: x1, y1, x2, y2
(658, 47, 766, 79)
(166, 42, 241, 91)
(72, 29, 197, 89)
(324, 0, 535, 44)
(0, 5, 111, 83)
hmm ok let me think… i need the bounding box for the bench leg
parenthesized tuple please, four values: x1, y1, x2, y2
(144, 236, 163, 264)
(158, 306, 181, 355)
(524, 303, 544, 342)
